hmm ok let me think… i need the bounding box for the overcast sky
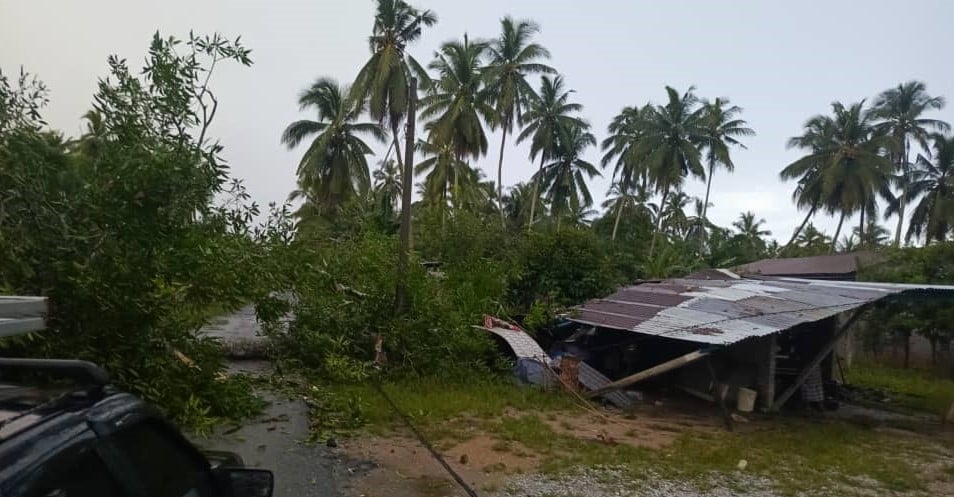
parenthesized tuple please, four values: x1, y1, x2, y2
(4, 0, 954, 243)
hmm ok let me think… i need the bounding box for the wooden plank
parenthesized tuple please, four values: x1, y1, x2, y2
(584, 349, 711, 399)
(771, 308, 865, 411)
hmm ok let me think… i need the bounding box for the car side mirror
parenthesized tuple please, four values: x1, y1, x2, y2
(214, 467, 274, 497)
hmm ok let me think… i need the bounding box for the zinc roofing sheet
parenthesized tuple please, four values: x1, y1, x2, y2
(569, 273, 954, 346)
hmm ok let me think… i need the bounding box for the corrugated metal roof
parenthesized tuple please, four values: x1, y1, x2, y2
(734, 252, 885, 278)
(569, 273, 954, 346)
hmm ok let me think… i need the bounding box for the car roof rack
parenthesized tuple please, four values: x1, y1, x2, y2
(0, 358, 110, 387)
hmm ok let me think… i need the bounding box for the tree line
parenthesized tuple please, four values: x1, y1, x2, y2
(285, 0, 952, 266)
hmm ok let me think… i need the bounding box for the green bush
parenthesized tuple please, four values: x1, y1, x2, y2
(0, 33, 281, 428)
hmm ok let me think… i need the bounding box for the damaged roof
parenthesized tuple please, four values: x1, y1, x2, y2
(734, 252, 884, 279)
(568, 273, 954, 346)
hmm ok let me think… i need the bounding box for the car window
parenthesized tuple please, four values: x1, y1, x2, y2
(19, 443, 126, 497)
(109, 421, 215, 497)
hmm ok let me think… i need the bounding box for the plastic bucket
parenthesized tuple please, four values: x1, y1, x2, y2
(737, 387, 757, 412)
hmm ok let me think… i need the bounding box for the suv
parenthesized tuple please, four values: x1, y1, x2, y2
(0, 358, 273, 497)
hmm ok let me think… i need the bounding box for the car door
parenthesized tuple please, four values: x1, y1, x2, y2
(100, 419, 221, 497)
(9, 436, 130, 497)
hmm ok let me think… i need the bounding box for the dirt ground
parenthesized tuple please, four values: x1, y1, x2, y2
(335, 405, 740, 497)
(333, 402, 954, 497)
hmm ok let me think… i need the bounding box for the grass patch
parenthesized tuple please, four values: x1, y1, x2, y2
(480, 413, 927, 495)
(848, 361, 954, 415)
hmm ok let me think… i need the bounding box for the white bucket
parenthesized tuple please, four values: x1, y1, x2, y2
(736, 387, 757, 412)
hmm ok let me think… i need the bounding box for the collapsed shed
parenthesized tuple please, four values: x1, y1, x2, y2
(564, 270, 954, 411)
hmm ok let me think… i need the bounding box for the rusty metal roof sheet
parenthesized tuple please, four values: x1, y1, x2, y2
(569, 273, 954, 346)
(735, 252, 885, 278)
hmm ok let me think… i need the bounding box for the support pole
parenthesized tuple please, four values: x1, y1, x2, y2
(772, 308, 866, 411)
(707, 358, 733, 432)
(584, 349, 711, 399)
(757, 334, 777, 411)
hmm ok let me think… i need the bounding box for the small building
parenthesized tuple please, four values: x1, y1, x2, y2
(734, 252, 883, 281)
(563, 271, 953, 411)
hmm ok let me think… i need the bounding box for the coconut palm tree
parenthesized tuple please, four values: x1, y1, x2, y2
(732, 211, 772, 259)
(483, 17, 554, 221)
(537, 124, 601, 231)
(372, 159, 402, 219)
(852, 218, 890, 248)
(794, 223, 831, 254)
(638, 87, 708, 255)
(517, 75, 586, 232)
(420, 35, 494, 166)
(281, 78, 385, 216)
(352, 0, 436, 169)
(871, 81, 949, 247)
(782, 102, 895, 253)
(602, 181, 653, 241)
(601, 105, 651, 193)
(503, 181, 545, 228)
(659, 191, 694, 238)
(903, 133, 954, 242)
(700, 98, 754, 227)
(414, 138, 469, 217)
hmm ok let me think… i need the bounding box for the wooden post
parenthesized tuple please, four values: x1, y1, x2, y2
(707, 359, 733, 432)
(584, 349, 711, 399)
(772, 308, 865, 411)
(757, 334, 776, 411)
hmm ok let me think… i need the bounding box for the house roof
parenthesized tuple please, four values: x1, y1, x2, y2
(734, 252, 884, 279)
(568, 273, 954, 346)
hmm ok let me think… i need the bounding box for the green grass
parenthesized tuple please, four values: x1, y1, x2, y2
(848, 361, 954, 415)
(296, 377, 942, 494)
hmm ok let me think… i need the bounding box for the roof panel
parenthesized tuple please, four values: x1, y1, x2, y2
(567, 274, 954, 346)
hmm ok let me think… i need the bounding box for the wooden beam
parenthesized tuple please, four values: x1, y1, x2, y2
(771, 308, 866, 411)
(584, 349, 711, 399)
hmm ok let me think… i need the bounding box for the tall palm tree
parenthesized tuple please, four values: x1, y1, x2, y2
(483, 17, 555, 220)
(537, 124, 601, 231)
(420, 35, 494, 166)
(871, 81, 949, 247)
(700, 98, 754, 226)
(904, 133, 954, 242)
(601, 105, 651, 194)
(638, 86, 708, 255)
(659, 191, 694, 238)
(352, 0, 437, 170)
(733, 211, 771, 239)
(281, 78, 385, 215)
(517, 75, 586, 232)
(782, 102, 895, 253)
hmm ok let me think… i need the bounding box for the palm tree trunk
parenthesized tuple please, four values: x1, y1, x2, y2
(649, 187, 670, 258)
(497, 127, 507, 227)
(556, 210, 562, 233)
(782, 206, 815, 254)
(701, 161, 714, 226)
(858, 207, 865, 249)
(394, 78, 417, 315)
(527, 156, 544, 233)
(612, 201, 624, 241)
(390, 120, 404, 171)
(894, 139, 909, 248)
(830, 211, 846, 254)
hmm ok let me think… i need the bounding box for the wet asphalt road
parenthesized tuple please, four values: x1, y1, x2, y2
(197, 309, 345, 497)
